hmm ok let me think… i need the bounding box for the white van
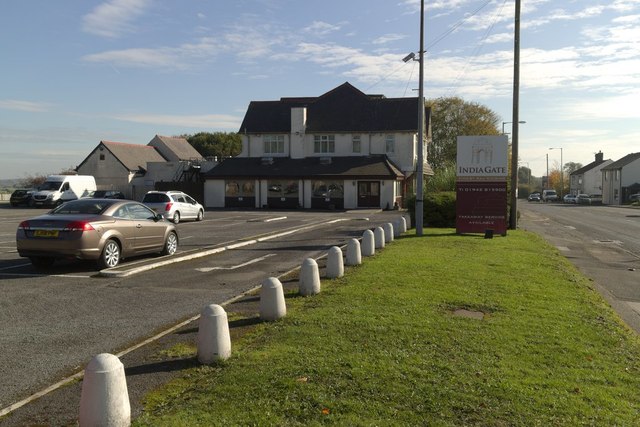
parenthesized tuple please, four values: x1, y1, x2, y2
(30, 175, 97, 207)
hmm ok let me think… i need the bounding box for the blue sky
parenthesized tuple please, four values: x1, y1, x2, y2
(1, 0, 639, 180)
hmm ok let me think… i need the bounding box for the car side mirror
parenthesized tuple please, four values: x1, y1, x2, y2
(154, 213, 163, 222)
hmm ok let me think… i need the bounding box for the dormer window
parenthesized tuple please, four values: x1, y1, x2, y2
(314, 135, 335, 153)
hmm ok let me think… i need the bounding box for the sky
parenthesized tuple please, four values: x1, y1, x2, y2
(1, 0, 639, 180)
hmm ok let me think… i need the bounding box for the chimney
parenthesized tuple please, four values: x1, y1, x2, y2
(595, 151, 603, 162)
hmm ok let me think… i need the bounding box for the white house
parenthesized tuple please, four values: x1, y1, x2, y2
(203, 82, 432, 209)
(601, 152, 640, 205)
(569, 151, 612, 196)
(76, 135, 209, 200)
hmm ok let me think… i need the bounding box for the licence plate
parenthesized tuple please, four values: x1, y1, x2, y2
(34, 230, 59, 238)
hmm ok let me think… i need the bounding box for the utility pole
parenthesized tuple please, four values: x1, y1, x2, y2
(415, 0, 425, 236)
(508, 0, 521, 230)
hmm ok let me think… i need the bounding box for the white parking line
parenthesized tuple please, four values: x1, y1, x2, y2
(195, 253, 276, 272)
(0, 262, 32, 271)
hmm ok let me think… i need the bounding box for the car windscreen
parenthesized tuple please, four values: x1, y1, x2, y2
(39, 181, 63, 191)
(142, 193, 169, 203)
(51, 200, 114, 215)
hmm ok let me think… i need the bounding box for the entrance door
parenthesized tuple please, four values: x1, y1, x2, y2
(358, 181, 380, 208)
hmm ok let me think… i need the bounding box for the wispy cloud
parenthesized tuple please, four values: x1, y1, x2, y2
(372, 33, 407, 45)
(82, 0, 151, 38)
(0, 99, 51, 112)
(111, 113, 242, 129)
(303, 21, 342, 36)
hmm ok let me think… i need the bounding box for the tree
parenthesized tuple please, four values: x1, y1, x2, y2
(182, 132, 242, 159)
(564, 162, 582, 175)
(426, 96, 501, 170)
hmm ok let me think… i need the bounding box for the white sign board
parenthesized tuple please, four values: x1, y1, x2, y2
(456, 135, 509, 178)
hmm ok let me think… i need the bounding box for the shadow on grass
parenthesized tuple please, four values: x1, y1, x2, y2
(125, 357, 199, 376)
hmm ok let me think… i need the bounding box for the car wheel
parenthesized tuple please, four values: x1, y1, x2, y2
(98, 239, 121, 269)
(161, 231, 178, 256)
(196, 210, 204, 221)
(172, 211, 180, 224)
(30, 256, 55, 269)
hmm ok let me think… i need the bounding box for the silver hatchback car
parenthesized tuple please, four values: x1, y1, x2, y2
(142, 191, 204, 224)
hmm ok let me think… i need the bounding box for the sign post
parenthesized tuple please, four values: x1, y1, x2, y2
(456, 135, 509, 235)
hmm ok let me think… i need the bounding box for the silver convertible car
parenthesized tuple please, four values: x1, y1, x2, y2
(16, 199, 178, 269)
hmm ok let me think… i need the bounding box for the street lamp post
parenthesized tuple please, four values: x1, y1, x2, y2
(502, 121, 526, 135)
(549, 147, 563, 199)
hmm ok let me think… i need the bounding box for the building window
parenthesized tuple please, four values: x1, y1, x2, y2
(615, 170, 620, 181)
(312, 180, 344, 199)
(99, 154, 105, 160)
(314, 135, 335, 153)
(267, 180, 298, 198)
(226, 180, 255, 197)
(264, 135, 284, 154)
(352, 135, 361, 153)
(385, 135, 395, 154)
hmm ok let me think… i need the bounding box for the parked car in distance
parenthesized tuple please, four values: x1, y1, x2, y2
(528, 192, 541, 202)
(577, 194, 602, 205)
(10, 189, 35, 207)
(629, 193, 640, 203)
(85, 190, 126, 199)
(542, 189, 559, 202)
(563, 194, 577, 204)
(142, 191, 204, 224)
(16, 199, 178, 269)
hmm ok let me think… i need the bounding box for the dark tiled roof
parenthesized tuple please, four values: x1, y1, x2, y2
(601, 152, 640, 170)
(204, 156, 405, 180)
(570, 159, 609, 176)
(239, 82, 426, 133)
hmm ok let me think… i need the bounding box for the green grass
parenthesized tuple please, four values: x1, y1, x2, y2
(134, 229, 640, 426)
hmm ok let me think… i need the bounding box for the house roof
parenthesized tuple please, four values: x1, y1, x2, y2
(601, 152, 640, 170)
(570, 158, 609, 176)
(100, 141, 167, 172)
(239, 82, 428, 134)
(204, 155, 405, 180)
(150, 135, 204, 161)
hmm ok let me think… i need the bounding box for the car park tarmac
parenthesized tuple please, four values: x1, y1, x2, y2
(0, 204, 406, 422)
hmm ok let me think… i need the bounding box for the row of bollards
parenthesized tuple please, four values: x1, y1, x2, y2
(78, 216, 409, 426)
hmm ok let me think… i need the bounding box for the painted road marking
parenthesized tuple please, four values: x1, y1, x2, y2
(195, 253, 276, 272)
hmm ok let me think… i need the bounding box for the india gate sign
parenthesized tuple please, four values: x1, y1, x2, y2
(456, 135, 509, 235)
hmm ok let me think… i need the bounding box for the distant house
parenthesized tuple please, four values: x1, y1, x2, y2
(76, 135, 211, 200)
(601, 152, 640, 205)
(569, 151, 612, 196)
(203, 82, 432, 209)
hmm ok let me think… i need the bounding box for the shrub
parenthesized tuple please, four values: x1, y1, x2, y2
(406, 191, 456, 228)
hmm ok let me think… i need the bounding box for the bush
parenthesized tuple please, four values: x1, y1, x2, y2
(406, 191, 456, 228)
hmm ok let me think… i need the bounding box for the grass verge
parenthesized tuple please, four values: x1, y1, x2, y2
(133, 229, 640, 426)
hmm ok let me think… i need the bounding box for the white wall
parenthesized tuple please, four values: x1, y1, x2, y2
(204, 180, 225, 208)
(622, 158, 640, 186)
(344, 180, 358, 209)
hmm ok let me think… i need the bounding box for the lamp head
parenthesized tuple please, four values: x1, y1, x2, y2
(402, 52, 416, 63)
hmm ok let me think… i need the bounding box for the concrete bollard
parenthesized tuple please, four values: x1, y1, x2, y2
(299, 258, 321, 296)
(374, 226, 385, 249)
(326, 246, 344, 279)
(399, 216, 407, 233)
(405, 215, 412, 229)
(79, 353, 130, 427)
(197, 304, 231, 363)
(260, 277, 286, 321)
(361, 229, 375, 256)
(345, 238, 362, 266)
(383, 222, 394, 242)
(393, 218, 402, 238)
